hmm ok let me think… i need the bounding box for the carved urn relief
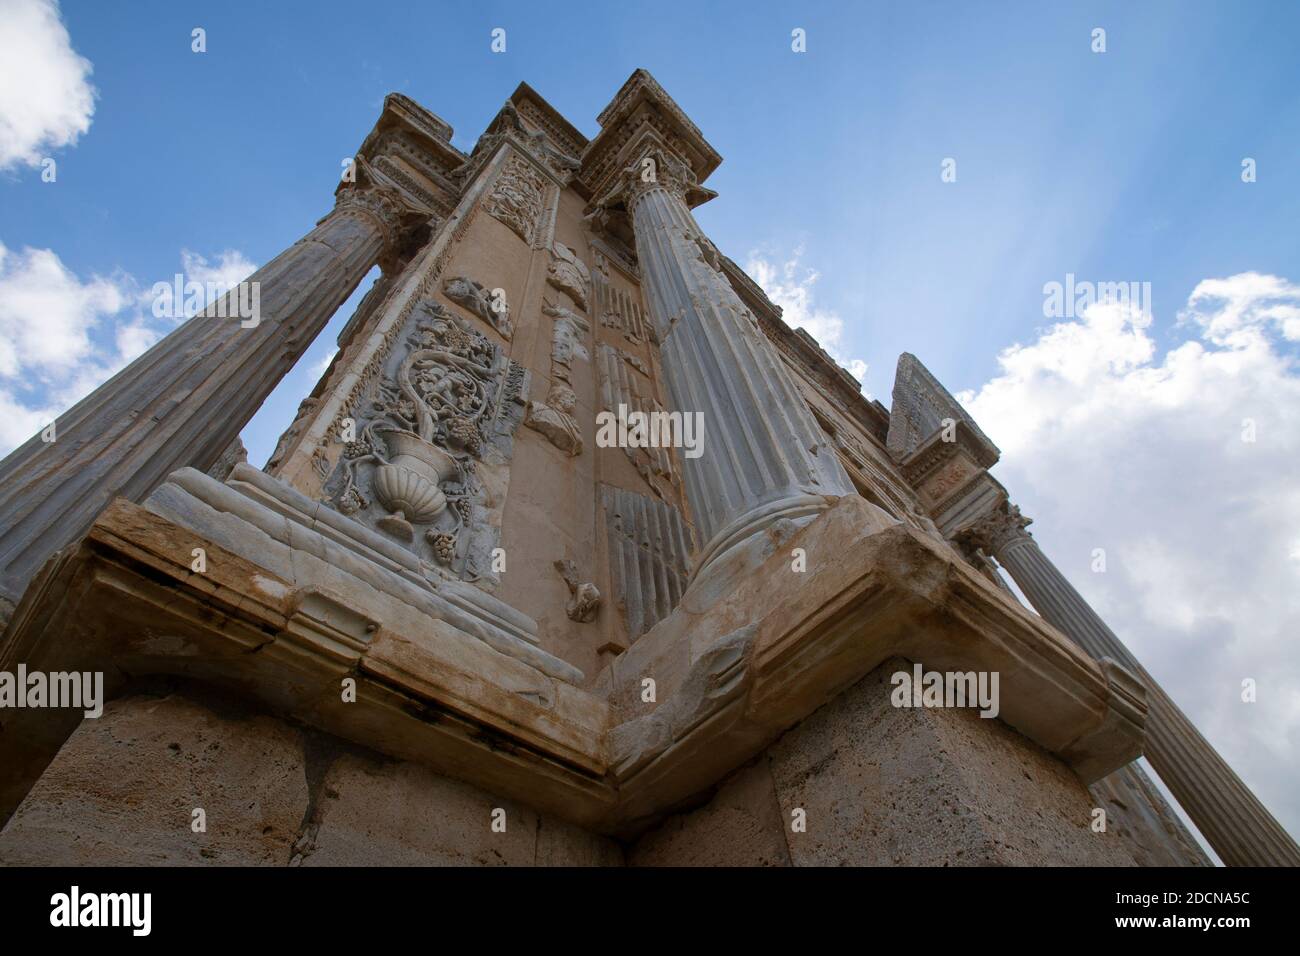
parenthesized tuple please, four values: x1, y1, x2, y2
(373, 429, 457, 540)
(323, 296, 529, 587)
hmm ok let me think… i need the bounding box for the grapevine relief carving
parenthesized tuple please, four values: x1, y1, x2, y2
(323, 298, 528, 588)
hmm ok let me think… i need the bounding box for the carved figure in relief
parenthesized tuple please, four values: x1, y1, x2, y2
(554, 559, 601, 623)
(526, 299, 590, 457)
(542, 302, 589, 380)
(485, 153, 546, 244)
(444, 274, 511, 339)
(546, 241, 591, 311)
(526, 384, 583, 457)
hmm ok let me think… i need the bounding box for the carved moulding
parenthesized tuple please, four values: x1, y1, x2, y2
(321, 297, 528, 590)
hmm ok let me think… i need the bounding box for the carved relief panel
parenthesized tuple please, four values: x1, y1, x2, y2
(321, 297, 529, 589)
(483, 152, 548, 245)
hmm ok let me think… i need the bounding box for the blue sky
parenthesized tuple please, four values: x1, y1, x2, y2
(3, 1, 1300, 855)
(5, 1, 1297, 461)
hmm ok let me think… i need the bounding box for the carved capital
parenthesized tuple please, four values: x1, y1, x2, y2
(590, 145, 717, 219)
(962, 502, 1033, 555)
(331, 160, 435, 272)
(332, 182, 409, 246)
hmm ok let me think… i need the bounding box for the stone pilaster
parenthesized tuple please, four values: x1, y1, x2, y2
(0, 181, 426, 610)
(610, 149, 855, 576)
(967, 504, 1300, 866)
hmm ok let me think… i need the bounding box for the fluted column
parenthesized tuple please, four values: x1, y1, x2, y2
(969, 505, 1300, 866)
(0, 182, 422, 611)
(615, 150, 855, 577)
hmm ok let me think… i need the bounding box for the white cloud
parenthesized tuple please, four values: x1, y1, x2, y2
(0, 0, 96, 171)
(309, 347, 339, 381)
(0, 242, 128, 376)
(744, 248, 870, 393)
(0, 244, 256, 454)
(959, 275, 1300, 842)
(1181, 272, 1300, 346)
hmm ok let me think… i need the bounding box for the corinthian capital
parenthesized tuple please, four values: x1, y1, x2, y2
(590, 145, 718, 217)
(332, 181, 410, 244)
(962, 502, 1033, 554)
(331, 164, 435, 273)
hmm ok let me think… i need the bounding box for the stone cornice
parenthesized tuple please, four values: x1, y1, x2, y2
(588, 144, 718, 219)
(352, 94, 466, 221)
(0, 484, 1145, 835)
(458, 100, 582, 190)
(509, 82, 589, 166)
(356, 93, 466, 175)
(581, 69, 722, 204)
(887, 352, 1000, 467)
(897, 422, 995, 488)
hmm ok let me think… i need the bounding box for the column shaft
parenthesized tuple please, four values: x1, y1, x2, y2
(0, 193, 400, 609)
(996, 534, 1300, 866)
(627, 183, 854, 574)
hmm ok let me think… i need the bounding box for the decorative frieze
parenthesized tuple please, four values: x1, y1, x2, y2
(374, 154, 450, 218)
(0, 178, 426, 607)
(457, 100, 580, 189)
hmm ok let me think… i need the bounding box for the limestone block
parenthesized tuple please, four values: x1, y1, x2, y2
(536, 817, 624, 867)
(767, 659, 1137, 866)
(300, 752, 538, 866)
(629, 760, 790, 867)
(0, 693, 308, 866)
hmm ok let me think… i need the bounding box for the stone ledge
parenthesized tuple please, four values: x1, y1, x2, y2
(0, 488, 1146, 839)
(603, 496, 1147, 833)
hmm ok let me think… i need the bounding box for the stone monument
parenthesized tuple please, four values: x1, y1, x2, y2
(0, 72, 1293, 867)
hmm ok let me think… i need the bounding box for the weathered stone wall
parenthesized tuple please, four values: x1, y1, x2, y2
(629, 658, 1138, 866)
(0, 688, 621, 867)
(0, 661, 1135, 867)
